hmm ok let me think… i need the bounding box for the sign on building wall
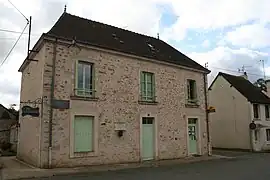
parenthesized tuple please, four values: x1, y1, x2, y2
(21, 106, 40, 117)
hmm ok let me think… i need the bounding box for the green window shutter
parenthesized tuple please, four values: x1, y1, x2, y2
(187, 80, 191, 100)
(140, 72, 146, 100)
(75, 61, 78, 96)
(152, 74, 155, 101)
(74, 116, 93, 152)
(194, 81, 197, 99)
(92, 64, 96, 97)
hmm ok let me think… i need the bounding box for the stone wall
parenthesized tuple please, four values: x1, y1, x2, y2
(10, 124, 18, 152)
(39, 41, 208, 168)
(0, 119, 17, 145)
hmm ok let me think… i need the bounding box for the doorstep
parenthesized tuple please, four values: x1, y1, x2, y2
(0, 155, 232, 180)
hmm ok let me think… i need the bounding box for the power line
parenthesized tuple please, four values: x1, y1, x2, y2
(7, 0, 29, 22)
(209, 66, 270, 79)
(0, 23, 28, 68)
(0, 28, 38, 36)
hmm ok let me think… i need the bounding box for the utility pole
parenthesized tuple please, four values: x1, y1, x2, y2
(27, 16, 32, 58)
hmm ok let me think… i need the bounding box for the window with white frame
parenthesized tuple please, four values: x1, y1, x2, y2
(75, 61, 95, 97)
(266, 129, 270, 141)
(265, 105, 269, 119)
(253, 104, 260, 119)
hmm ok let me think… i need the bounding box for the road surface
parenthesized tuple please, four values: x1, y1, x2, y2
(26, 151, 270, 180)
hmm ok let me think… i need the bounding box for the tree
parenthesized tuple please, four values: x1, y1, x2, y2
(254, 78, 267, 92)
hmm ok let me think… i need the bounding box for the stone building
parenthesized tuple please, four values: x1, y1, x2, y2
(17, 12, 210, 168)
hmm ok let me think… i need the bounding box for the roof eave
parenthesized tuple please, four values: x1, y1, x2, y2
(18, 34, 45, 72)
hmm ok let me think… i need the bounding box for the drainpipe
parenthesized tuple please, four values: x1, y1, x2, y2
(48, 38, 57, 168)
(203, 73, 211, 156)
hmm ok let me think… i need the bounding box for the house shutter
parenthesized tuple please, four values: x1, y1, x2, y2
(140, 72, 145, 100)
(152, 74, 156, 101)
(74, 116, 93, 152)
(91, 64, 95, 97)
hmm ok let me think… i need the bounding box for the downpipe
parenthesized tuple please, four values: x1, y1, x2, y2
(48, 38, 57, 168)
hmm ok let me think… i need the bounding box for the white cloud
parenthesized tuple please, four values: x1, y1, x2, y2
(202, 40, 210, 48)
(158, 0, 270, 41)
(188, 46, 269, 83)
(224, 23, 270, 49)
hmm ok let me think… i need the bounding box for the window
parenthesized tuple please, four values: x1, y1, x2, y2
(74, 116, 94, 152)
(76, 61, 94, 97)
(187, 79, 197, 103)
(140, 72, 155, 101)
(253, 104, 259, 119)
(265, 105, 269, 119)
(254, 130, 259, 141)
(266, 129, 270, 141)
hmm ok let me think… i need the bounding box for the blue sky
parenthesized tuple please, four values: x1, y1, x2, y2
(0, 0, 270, 107)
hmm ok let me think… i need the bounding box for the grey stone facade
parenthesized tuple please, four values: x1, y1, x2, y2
(18, 39, 209, 168)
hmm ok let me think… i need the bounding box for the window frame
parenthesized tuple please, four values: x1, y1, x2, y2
(253, 104, 260, 119)
(187, 79, 197, 103)
(265, 105, 270, 119)
(75, 60, 95, 97)
(266, 129, 270, 142)
(140, 71, 156, 102)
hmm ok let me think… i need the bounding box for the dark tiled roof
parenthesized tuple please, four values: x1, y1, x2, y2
(219, 72, 270, 104)
(46, 13, 209, 73)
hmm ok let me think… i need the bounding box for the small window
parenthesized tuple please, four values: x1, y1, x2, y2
(187, 79, 197, 103)
(254, 130, 259, 141)
(74, 116, 94, 152)
(266, 129, 270, 141)
(253, 104, 259, 119)
(142, 117, 154, 124)
(140, 72, 155, 101)
(76, 61, 94, 97)
(265, 105, 269, 119)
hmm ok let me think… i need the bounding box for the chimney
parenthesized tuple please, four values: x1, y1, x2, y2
(240, 72, 248, 80)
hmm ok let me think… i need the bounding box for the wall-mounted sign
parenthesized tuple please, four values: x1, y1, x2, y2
(52, 99, 70, 109)
(21, 106, 40, 117)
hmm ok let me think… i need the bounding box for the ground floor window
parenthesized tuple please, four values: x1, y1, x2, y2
(266, 129, 270, 142)
(74, 116, 94, 152)
(254, 130, 259, 141)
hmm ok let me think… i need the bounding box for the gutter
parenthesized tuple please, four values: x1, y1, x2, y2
(48, 38, 57, 168)
(203, 73, 211, 156)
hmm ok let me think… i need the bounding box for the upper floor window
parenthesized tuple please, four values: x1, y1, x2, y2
(187, 79, 197, 103)
(140, 71, 155, 102)
(253, 104, 259, 119)
(75, 61, 95, 97)
(265, 105, 269, 119)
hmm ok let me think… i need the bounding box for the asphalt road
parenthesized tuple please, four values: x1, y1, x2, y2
(27, 151, 270, 180)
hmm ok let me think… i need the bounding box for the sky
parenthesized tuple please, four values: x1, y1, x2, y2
(0, 0, 270, 108)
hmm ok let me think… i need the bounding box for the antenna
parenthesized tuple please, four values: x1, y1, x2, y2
(259, 60, 266, 80)
(157, 33, 159, 39)
(205, 62, 208, 68)
(64, 5, 67, 13)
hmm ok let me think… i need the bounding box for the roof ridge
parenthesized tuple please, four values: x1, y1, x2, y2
(64, 12, 160, 42)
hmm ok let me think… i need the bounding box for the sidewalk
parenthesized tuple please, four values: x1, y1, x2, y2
(0, 155, 233, 180)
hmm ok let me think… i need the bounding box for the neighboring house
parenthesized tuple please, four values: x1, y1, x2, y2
(209, 72, 270, 152)
(17, 12, 210, 168)
(0, 104, 18, 144)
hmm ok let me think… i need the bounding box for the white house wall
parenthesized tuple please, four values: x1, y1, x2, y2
(209, 76, 251, 150)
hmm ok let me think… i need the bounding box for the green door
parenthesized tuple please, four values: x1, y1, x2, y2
(74, 116, 93, 152)
(188, 119, 198, 154)
(142, 117, 154, 160)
